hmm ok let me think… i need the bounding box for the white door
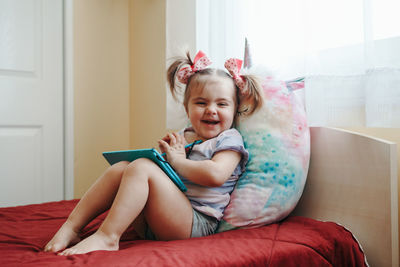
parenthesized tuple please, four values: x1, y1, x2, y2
(0, 0, 64, 207)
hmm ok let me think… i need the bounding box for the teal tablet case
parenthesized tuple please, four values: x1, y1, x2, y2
(103, 148, 187, 192)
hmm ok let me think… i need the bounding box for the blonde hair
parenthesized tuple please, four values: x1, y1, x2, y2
(167, 52, 263, 117)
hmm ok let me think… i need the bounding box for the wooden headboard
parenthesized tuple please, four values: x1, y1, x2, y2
(292, 127, 398, 267)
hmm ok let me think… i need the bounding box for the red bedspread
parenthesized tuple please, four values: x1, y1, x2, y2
(0, 200, 366, 266)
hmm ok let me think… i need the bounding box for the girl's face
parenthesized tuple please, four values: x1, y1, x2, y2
(186, 76, 237, 140)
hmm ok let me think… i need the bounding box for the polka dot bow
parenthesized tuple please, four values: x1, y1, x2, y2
(177, 51, 212, 84)
(224, 58, 246, 92)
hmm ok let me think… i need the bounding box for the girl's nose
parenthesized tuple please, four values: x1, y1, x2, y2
(205, 105, 217, 115)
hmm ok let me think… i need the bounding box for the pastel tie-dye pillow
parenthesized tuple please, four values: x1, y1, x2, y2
(217, 77, 310, 232)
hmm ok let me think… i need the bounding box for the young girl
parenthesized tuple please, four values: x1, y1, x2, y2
(44, 51, 262, 255)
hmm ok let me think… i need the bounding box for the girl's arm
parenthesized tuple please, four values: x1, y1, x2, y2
(170, 150, 241, 187)
(158, 133, 241, 187)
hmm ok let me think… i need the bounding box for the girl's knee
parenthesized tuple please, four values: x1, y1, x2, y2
(108, 161, 130, 177)
(127, 158, 153, 170)
(124, 158, 159, 179)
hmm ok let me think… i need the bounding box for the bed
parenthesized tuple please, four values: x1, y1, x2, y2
(0, 127, 397, 266)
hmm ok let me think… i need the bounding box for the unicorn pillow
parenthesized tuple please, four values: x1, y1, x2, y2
(217, 77, 310, 232)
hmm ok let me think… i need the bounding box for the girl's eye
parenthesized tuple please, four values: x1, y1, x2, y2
(218, 103, 228, 107)
(195, 101, 206, 106)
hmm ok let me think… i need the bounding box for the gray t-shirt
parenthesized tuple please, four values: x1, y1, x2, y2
(179, 128, 249, 220)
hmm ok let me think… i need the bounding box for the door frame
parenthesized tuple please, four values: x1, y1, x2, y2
(64, 0, 74, 199)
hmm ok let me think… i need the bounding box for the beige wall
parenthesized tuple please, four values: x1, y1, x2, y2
(74, 0, 131, 198)
(129, 0, 166, 149)
(73, 0, 166, 198)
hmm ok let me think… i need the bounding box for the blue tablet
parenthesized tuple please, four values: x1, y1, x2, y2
(103, 141, 202, 192)
(103, 148, 187, 192)
(104, 140, 203, 193)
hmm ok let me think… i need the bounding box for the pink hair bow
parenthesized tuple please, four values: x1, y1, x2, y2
(177, 51, 212, 84)
(224, 58, 246, 92)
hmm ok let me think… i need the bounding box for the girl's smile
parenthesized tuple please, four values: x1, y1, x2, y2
(201, 119, 220, 125)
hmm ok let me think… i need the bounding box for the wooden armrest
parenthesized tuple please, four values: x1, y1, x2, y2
(292, 127, 398, 267)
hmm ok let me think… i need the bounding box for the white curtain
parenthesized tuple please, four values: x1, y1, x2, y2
(194, 0, 400, 127)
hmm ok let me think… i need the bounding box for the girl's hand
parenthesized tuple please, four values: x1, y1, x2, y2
(158, 132, 187, 165)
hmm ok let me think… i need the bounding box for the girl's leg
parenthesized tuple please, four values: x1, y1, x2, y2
(59, 158, 193, 255)
(44, 161, 130, 252)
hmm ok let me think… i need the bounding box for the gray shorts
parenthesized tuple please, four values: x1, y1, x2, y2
(145, 209, 218, 240)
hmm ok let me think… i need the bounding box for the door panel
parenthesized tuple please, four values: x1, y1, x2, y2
(0, 0, 64, 207)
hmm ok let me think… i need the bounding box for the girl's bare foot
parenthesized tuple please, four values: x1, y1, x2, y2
(58, 230, 119, 256)
(44, 221, 81, 253)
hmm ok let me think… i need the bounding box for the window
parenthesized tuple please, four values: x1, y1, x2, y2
(195, 0, 400, 127)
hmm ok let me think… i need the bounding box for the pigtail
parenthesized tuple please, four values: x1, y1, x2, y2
(237, 74, 264, 116)
(166, 52, 193, 101)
